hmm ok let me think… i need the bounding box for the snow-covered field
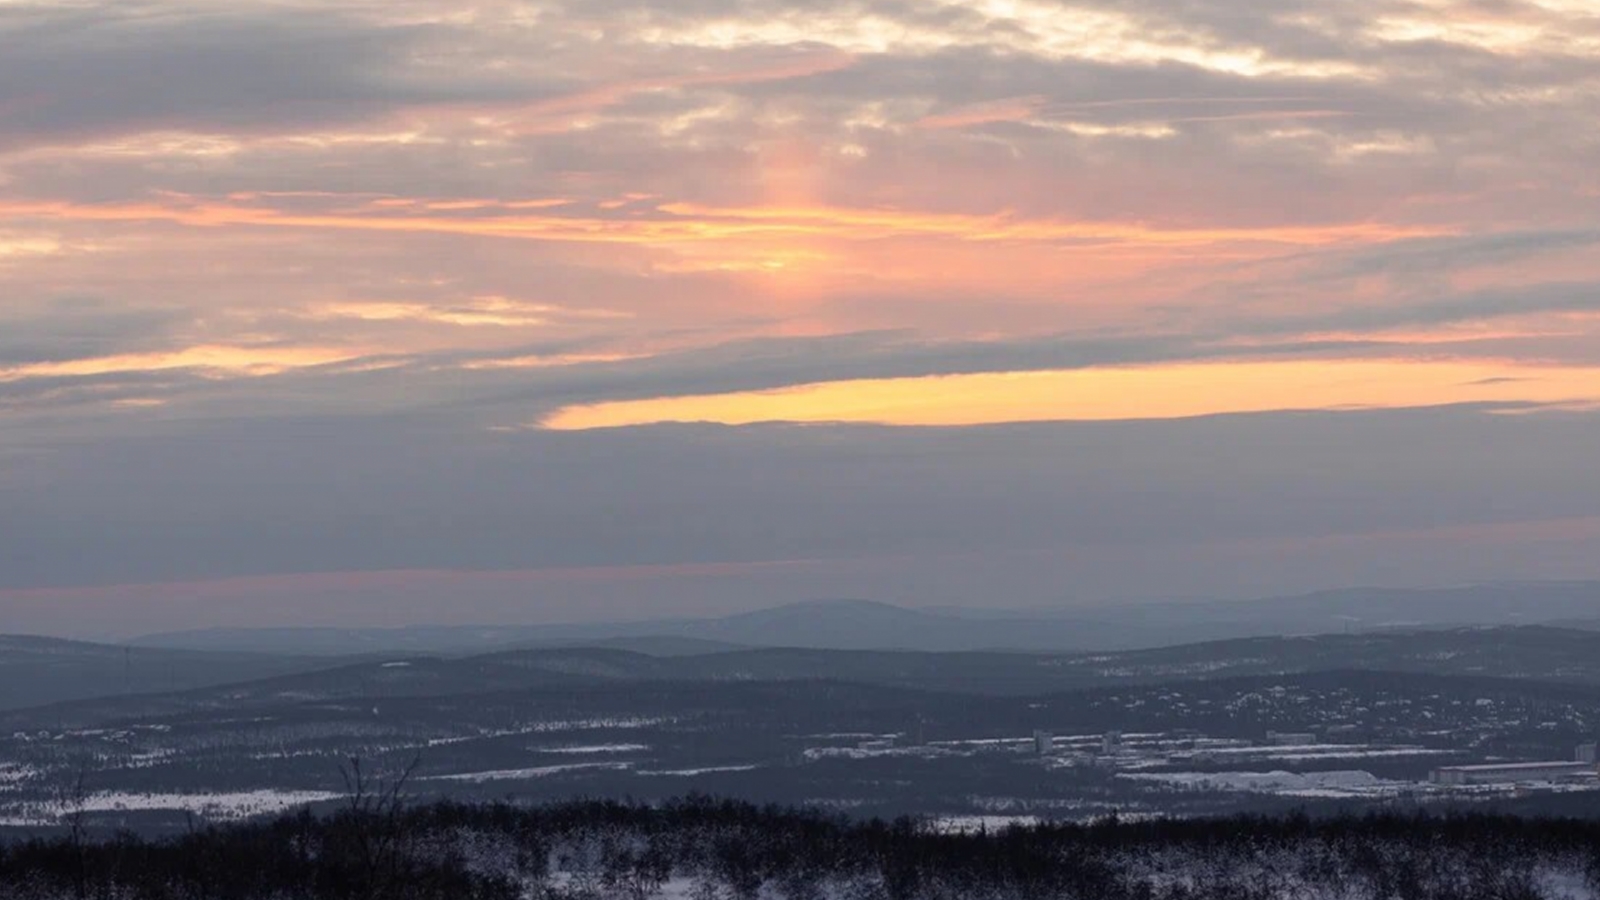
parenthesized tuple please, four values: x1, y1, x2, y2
(1123, 769, 1404, 797)
(424, 717, 676, 747)
(0, 763, 36, 785)
(532, 743, 650, 755)
(802, 745, 952, 761)
(427, 762, 634, 782)
(636, 764, 762, 777)
(0, 789, 343, 826)
(926, 814, 1041, 834)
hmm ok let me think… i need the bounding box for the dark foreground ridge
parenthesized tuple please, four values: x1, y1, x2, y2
(4, 797, 1600, 899)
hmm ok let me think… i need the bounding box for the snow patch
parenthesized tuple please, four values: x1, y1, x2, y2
(1124, 769, 1405, 797)
(638, 765, 761, 777)
(428, 762, 633, 782)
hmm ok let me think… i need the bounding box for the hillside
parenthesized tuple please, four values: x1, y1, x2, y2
(15, 625, 1600, 727)
(0, 635, 336, 712)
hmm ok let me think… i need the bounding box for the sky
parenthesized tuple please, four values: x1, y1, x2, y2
(3, 0, 1600, 638)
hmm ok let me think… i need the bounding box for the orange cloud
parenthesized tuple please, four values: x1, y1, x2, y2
(0, 195, 1451, 251)
(539, 359, 1600, 429)
(0, 345, 363, 380)
(653, 202, 1443, 246)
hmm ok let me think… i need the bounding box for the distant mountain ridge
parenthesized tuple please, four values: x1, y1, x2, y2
(129, 581, 1600, 656)
(0, 635, 326, 711)
(1171, 581, 1600, 632)
(127, 626, 742, 657)
(17, 624, 1600, 727)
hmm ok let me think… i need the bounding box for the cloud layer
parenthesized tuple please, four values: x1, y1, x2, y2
(3, 0, 1599, 628)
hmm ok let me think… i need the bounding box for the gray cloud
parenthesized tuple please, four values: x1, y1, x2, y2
(1295, 281, 1600, 333)
(1300, 230, 1600, 281)
(0, 6, 541, 151)
(0, 298, 188, 365)
(1, 0, 1598, 622)
(1, 283, 1590, 426)
(2, 403, 1597, 596)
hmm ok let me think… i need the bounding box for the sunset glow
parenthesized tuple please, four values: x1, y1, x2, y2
(4, 0, 1600, 623)
(542, 360, 1600, 429)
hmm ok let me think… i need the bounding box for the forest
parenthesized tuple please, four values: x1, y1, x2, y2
(4, 794, 1600, 900)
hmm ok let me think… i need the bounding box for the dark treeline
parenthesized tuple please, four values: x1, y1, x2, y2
(4, 796, 1600, 899)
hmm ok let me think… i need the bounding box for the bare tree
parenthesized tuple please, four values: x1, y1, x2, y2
(338, 752, 422, 900)
(51, 761, 91, 900)
(601, 831, 674, 900)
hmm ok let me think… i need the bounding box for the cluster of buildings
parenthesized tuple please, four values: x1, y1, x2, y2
(1027, 729, 1600, 791)
(1429, 743, 1600, 787)
(1033, 729, 1130, 760)
(844, 726, 1600, 794)
(1029, 729, 1245, 767)
(1028, 729, 1339, 767)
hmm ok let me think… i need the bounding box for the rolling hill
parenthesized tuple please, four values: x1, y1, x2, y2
(0, 635, 336, 711)
(19, 624, 1600, 726)
(129, 582, 1600, 656)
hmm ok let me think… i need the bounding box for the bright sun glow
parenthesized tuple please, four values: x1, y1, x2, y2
(540, 360, 1600, 429)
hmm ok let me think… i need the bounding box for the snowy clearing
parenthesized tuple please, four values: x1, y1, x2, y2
(1123, 769, 1405, 797)
(427, 762, 634, 782)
